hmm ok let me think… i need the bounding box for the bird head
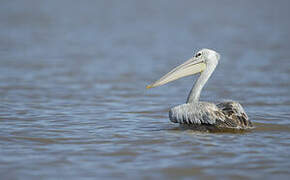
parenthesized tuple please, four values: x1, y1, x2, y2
(146, 48, 220, 89)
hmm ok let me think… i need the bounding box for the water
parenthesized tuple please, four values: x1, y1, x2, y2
(0, 0, 290, 179)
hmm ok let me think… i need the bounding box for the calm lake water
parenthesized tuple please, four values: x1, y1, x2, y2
(1, 0, 290, 179)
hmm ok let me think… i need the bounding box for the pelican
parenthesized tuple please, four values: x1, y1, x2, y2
(147, 49, 253, 131)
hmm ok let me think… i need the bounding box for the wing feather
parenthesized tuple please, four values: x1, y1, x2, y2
(169, 101, 253, 130)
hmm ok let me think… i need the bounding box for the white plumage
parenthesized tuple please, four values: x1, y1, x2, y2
(147, 49, 253, 131)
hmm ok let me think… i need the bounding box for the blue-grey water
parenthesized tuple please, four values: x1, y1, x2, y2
(1, 0, 290, 179)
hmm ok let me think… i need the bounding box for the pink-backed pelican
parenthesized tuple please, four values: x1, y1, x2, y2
(147, 49, 253, 131)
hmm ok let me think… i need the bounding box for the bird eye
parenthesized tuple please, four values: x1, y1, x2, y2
(195, 53, 202, 58)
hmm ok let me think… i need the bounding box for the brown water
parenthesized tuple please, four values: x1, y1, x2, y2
(1, 0, 290, 179)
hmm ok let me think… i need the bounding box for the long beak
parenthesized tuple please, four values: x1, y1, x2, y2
(146, 58, 206, 89)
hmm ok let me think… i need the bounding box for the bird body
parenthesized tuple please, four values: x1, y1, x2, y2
(169, 101, 252, 130)
(147, 49, 253, 131)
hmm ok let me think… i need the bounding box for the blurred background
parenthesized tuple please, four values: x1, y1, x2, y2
(0, 0, 290, 179)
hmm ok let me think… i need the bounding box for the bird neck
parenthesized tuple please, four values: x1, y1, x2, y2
(186, 63, 216, 103)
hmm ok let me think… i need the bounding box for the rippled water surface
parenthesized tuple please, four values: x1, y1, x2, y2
(1, 0, 290, 179)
